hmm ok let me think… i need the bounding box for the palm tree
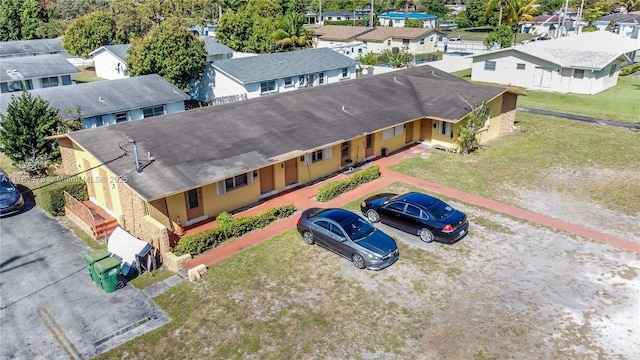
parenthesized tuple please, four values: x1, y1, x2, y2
(485, 0, 510, 26)
(216, 0, 247, 19)
(271, 12, 311, 51)
(504, 0, 537, 44)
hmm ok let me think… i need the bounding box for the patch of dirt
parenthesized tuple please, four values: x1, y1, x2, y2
(515, 166, 640, 241)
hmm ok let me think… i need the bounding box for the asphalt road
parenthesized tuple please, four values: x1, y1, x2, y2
(0, 195, 169, 360)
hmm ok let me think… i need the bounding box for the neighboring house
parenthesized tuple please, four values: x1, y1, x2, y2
(0, 74, 189, 129)
(471, 31, 639, 94)
(0, 37, 90, 65)
(378, 12, 437, 28)
(0, 37, 66, 58)
(356, 27, 441, 55)
(595, 13, 640, 45)
(0, 54, 79, 93)
(520, 14, 561, 38)
(201, 37, 234, 63)
(192, 48, 358, 103)
(90, 44, 131, 80)
(55, 65, 519, 259)
(312, 25, 375, 59)
(306, 8, 372, 26)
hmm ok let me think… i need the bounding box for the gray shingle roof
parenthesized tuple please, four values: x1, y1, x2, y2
(0, 37, 65, 56)
(473, 31, 639, 70)
(67, 65, 508, 201)
(212, 48, 358, 84)
(0, 54, 80, 82)
(90, 44, 131, 61)
(0, 74, 189, 118)
(201, 37, 233, 56)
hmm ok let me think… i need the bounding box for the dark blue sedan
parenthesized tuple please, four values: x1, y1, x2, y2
(296, 208, 399, 270)
(0, 169, 24, 217)
(361, 192, 469, 244)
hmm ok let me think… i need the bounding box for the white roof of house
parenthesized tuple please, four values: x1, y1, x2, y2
(474, 31, 639, 70)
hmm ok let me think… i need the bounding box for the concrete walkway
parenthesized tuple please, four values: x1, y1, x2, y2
(517, 107, 640, 130)
(182, 146, 639, 271)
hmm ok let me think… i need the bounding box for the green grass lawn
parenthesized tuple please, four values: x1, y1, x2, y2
(75, 66, 104, 83)
(390, 112, 640, 216)
(517, 76, 640, 124)
(453, 68, 640, 124)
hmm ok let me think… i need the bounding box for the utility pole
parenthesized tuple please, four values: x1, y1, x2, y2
(319, 0, 322, 27)
(561, 0, 570, 37)
(370, 0, 374, 27)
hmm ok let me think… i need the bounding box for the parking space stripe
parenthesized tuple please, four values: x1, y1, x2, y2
(38, 308, 82, 360)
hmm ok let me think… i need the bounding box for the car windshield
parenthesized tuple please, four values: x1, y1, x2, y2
(341, 217, 374, 241)
(427, 201, 454, 220)
(1, 179, 15, 192)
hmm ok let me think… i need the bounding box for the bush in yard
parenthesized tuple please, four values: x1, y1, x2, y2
(38, 176, 88, 216)
(620, 63, 640, 76)
(316, 165, 380, 202)
(174, 205, 298, 256)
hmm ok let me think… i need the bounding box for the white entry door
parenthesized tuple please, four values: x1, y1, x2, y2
(533, 67, 553, 88)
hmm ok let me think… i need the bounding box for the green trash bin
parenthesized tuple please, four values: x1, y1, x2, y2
(83, 249, 111, 284)
(94, 256, 123, 293)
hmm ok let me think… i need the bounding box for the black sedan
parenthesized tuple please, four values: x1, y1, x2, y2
(0, 169, 24, 217)
(361, 192, 469, 244)
(297, 208, 399, 270)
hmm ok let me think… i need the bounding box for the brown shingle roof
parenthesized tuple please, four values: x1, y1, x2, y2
(313, 25, 375, 41)
(356, 27, 438, 42)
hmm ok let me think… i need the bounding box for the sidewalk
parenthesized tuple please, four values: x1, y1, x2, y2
(182, 146, 639, 271)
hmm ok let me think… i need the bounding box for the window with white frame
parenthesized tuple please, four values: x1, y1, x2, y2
(341, 68, 348, 78)
(574, 69, 584, 79)
(284, 77, 293, 87)
(260, 80, 276, 93)
(403, 39, 409, 45)
(484, 61, 496, 71)
(41, 76, 59, 88)
(61, 75, 72, 85)
(304, 147, 332, 165)
(436, 121, 452, 137)
(382, 125, 404, 140)
(420, 38, 425, 45)
(608, 64, 616, 77)
(318, 72, 325, 85)
(298, 75, 306, 87)
(217, 172, 254, 194)
(143, 105, 164, 118)
(387, 39, 391, 45)
(516, 63, 525, 70)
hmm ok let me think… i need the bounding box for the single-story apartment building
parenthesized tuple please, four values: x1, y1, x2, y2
(378, 12, 437, 28)
(471, 31, 639, 94)
(0, 54, 79, 93)
(54, 65, 519, 259)
(0, 74, 189, 129)
(355, 27, 441, 55)
(90, 44, 131, 80)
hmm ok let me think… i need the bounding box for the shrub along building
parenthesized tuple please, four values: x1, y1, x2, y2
(55, 65, 519, 262)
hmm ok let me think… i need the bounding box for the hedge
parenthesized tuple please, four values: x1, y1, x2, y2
(620, 63, 640, 76)
(316, 164, 380, 202)
(174, 205, 298, 256)
(38, 176, 88, 216)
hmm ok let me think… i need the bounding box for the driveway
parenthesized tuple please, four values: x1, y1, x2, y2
(0, 196, 169, 359)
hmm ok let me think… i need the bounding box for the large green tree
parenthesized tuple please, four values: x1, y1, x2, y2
(62, 11, 116, 58)
(0, 92, 62, 175)
(484, 24, 514, 49)
(126, 20, 207, 91)
(486, 0, 537, 44)
(20, 0, 47, 40)
(0, 0, 24, 41)
(217, 0, 282, 53)
(405, 18, 424, 27)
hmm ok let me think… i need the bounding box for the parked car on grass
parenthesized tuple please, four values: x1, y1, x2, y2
(0, 169, 24, 216)
(297, 208, 399, 270)
(361, 192, 469, 244)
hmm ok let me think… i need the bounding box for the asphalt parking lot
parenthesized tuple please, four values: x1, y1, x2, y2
(0, 198, 169, 359)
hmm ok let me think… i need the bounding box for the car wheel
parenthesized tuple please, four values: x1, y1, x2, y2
(366, 209, 380, 223)
(302, 231, 315, 245)
(418, 228, 435, 243)
(352, 254, 366, 269)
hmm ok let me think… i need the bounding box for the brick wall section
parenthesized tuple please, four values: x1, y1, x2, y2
(58, 137, 77, 175)
(499, 93, 518, 135)
(65, 207, 96, 240)
(117, 182, 171, 265)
